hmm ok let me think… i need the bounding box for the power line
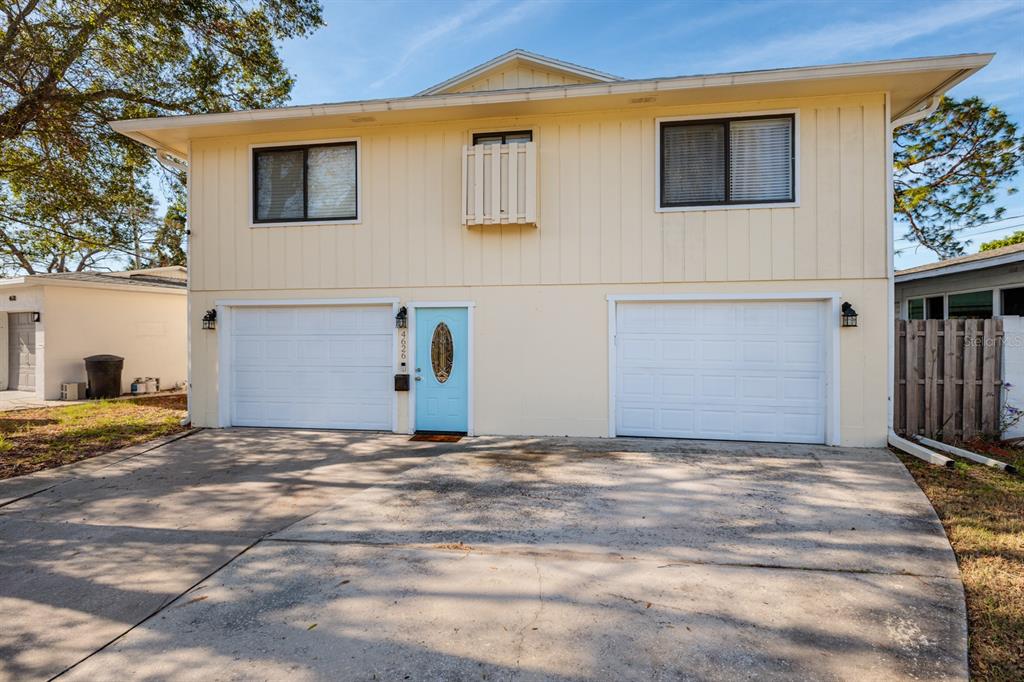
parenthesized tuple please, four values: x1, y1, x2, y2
(897, 223, 1024, 246)
(895, 214, 1024, 244)
(895, 223, 1024, 255)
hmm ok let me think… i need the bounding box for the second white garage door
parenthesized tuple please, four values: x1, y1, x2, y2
(615, 300, 829, 444)
(229, 305, 393, 430)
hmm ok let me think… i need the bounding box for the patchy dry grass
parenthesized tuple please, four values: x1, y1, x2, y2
(897, 445, 1024, 682)
(0, 394, 187, 480)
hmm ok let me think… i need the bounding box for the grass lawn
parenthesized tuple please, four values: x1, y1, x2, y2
(0, 394, 188, 480)
(897, 444, 1024, 682)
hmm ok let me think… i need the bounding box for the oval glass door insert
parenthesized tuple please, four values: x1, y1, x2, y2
(431, 322, 454, 383)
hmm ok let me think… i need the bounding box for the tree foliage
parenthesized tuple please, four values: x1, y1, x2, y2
(149, 185, 187, 267)
(0, 0, 323, 275)
(979, 230, 1024, 252)
(894, 96, 1023, 260)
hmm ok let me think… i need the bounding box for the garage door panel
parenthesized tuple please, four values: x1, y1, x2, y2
(616, 301, 827, 444)
(662, 373, 695, 397)
(229, 305, 393, 430)
(741, 340, 778, 364)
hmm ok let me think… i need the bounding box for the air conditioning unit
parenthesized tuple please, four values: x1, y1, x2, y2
(61, 382, 87, 401)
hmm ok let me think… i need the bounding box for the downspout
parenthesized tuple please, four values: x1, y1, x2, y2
(183, 142, 192, 427)
(886, 93, 953, 465)
(147, 144, 191, 425)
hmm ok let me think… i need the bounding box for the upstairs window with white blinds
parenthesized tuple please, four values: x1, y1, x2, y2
(660, 115, 795, 208)
(253, 141, 358, 224)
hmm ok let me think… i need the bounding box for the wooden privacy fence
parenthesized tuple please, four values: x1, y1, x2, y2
(894, 319, 1003, 441)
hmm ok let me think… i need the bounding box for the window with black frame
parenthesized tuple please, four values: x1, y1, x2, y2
(253, 141, 357, 223)
(472, 130, 533, 145)
(660, 115, 795, 208)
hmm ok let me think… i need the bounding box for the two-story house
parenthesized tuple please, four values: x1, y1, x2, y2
(112, 50, 990, 447)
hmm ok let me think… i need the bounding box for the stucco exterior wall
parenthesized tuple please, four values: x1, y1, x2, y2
(186, 92, 890, 446)
(40, 286, 187, 399)
(189, 279, 887, 447)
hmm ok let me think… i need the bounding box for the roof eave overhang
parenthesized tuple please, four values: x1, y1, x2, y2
(110, 53, 994, 157)
(895, 251, 1024, 283)
(33, 278, 188, 294)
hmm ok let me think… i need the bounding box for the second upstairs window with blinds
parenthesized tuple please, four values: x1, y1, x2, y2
(252, 141, 358, 224)
(659, 114, 795, 209)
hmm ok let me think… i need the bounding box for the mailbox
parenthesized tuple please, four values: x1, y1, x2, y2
(394, 373, 410, 391)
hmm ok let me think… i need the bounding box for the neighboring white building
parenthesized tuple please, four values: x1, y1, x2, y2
(896, 242, 1024, 320)
(0, 267, 187, 399)
(112, 50, 992, 447)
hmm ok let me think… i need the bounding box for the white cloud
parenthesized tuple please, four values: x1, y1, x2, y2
(370, 1, 498, 89)
(709, 0, 1017, 71)
(369, 0, 561, 90)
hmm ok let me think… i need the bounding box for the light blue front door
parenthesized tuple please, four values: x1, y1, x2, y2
(415, 307, 469, 433)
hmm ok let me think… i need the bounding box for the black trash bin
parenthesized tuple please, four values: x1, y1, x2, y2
(84, 354, 124, 399)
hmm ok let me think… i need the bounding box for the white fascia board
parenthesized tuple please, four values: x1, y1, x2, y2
(895, 251, 1024, 283)
(109, 53, 993, 145)
(35, 278, 187, 295)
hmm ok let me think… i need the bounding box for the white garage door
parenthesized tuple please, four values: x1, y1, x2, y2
(615, 300, 828, 444)
(229, 305, 393, 430)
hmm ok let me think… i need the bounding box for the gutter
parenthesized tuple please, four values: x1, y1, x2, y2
(155, 148, 188, 173)
(891, 94, 942, 128)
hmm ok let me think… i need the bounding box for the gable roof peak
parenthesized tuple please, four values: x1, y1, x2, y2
(416, 49, 622, 96)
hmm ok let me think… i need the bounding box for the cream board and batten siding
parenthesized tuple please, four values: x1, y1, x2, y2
(190, 93, 887, 291)
(188, 93, 889, 446)
(447, 65, 595, 93)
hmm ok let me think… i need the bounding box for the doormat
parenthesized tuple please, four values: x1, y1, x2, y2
(410, 433, 464, 442)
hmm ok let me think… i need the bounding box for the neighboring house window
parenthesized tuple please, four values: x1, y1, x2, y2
(473, 130, 533, 145)
(908, 298, 924, 320)
(253, 141, 357, 223)
(948, 290, 993, 319)
(1002, 287, 1024, 316)
(659, 114, 795, 208)
(927, 296, 944, 319)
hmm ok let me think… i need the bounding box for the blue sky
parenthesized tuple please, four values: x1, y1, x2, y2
(274, 0, 1024, 268)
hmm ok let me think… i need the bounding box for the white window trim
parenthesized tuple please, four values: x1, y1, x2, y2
(248, 137, 362, 228)
(214, 297, 399, 431)
(465, 126, 537, 146)
(901, 285, 1014, 320)
(654, 109, 800, 213)
(406, 301, 476, 436)
(606, 292, 840, 446)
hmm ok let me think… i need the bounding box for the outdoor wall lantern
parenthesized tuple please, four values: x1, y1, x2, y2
(841, 302, 858, 328)
(32, 312, 40, 323)
(395, 306, 408, 329)
(202, 309, 217, 330)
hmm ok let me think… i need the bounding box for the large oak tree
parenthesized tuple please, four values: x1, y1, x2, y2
(0, 0, 323, 274)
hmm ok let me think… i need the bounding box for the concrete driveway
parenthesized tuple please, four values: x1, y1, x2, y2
(0, 432, 965, 680)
